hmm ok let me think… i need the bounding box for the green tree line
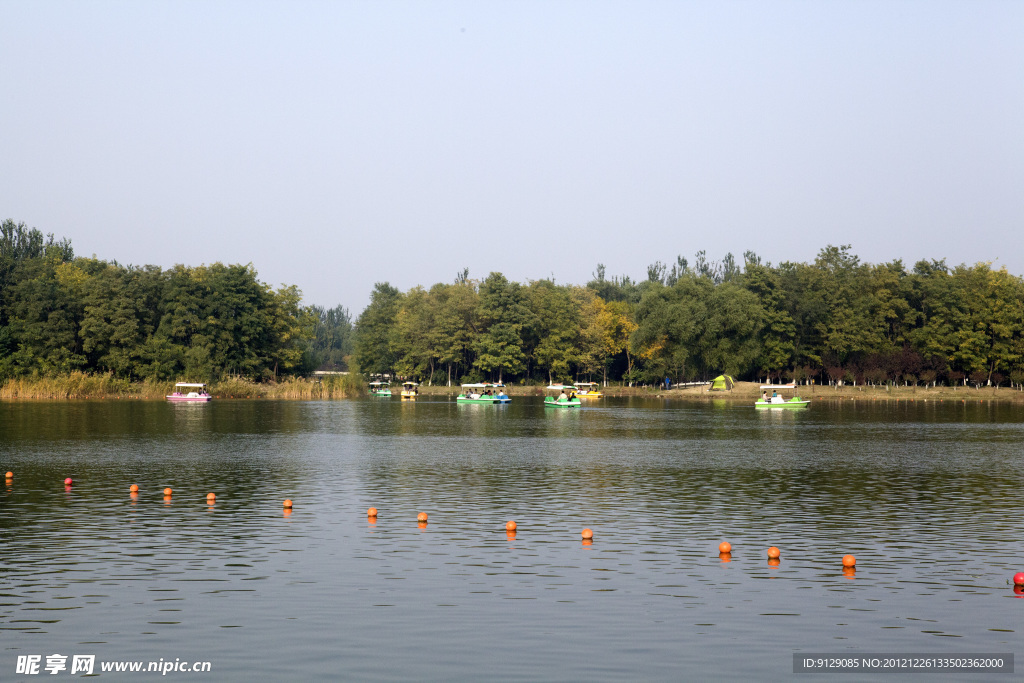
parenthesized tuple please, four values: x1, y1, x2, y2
(355, 246, 1024, 388)
(0, 219, 352, 382)
(5, 219, 1022, 389)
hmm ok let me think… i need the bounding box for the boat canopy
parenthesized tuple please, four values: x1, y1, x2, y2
(174, 383, 207, 388)
(461, 383, 504, 388)
(546, 384, 578, 391)
(575, 382, 598, 387)
(760, 384, 796, 390)
(403, 381, 419, 387)
(369, 381, 390, 386)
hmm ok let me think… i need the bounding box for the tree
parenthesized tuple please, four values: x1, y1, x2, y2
(574, 287, 609, 382)
(473, 273, 532, 382)
(354, 282, 402, 376)
(428, 281, 479, 386)
(742, 263, 795, 380)
(76, 263, 161, 377)
(527, 279, 581, 384)
(392, 286, 436, 380)
(600, 300, 637, 384)
(307, 304, 354, 371)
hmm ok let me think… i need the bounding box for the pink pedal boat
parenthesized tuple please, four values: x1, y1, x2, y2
(166, 383, 212, 402)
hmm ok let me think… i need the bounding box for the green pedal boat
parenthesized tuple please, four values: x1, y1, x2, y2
(545, 384, 581, 408)
(755, 384, 810, 408)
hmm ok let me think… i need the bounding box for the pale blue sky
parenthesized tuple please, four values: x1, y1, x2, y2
(2, 1, 1021, 312)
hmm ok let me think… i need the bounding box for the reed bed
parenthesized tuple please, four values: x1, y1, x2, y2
(0, 372, 166, 399)
(0, 373, 366, 400)
(217, 375, 366, 399)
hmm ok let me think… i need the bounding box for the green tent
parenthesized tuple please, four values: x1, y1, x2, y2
(710, 374, 735, 391)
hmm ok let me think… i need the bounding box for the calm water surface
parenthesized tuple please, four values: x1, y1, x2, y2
(1, 397, 1022, 680)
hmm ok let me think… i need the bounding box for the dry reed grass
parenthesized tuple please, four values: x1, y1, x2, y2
(0, 372, 367, 400)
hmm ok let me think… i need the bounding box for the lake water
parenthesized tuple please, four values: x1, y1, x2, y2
(1, 397, 1021, 680)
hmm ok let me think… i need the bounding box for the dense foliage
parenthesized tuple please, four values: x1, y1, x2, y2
(0, 219, 328, 382)
(354, 247, 1024, 388)
(5, 218, 1022, 389)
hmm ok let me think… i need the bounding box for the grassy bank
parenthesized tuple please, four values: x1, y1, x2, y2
(2, 373, 1020, 402)
(674, 380, 1024, 403)
(0, 372, 366, 400)
(411, 380, 1024, 403)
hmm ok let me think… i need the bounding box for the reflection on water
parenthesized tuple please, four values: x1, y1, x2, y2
(0, 398, 1022, 680)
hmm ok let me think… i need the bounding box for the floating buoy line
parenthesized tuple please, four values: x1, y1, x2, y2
(8, 478, 1022, 588)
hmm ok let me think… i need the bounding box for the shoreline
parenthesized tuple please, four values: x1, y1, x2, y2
(4, 375, 1021, 403)
(410, 381, 1024, 403)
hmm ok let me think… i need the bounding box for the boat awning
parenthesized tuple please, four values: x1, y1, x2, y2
(760, 384, 796, 389)
(546, 385, 578, 390)
(174, 383, 207, 388)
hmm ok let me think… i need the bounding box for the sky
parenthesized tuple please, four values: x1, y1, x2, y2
(2, 1, 1022, 313)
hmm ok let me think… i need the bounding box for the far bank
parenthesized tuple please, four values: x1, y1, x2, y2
(411, 381, 1024, 403)
(3, 374, 1022, 403)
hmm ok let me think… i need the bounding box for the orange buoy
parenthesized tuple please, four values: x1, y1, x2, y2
(367, 507, 378, 517)
(163, 487, 172, 496)
(417, 512, 428, 522)
(5, 471, 12, 479)
(206, 492, 216, 502)
(129, 484, 139, 493)
(581, 528, 593, 539)
(718, 541, 731, 553)
(842, 554, 856, 567)
(283, 499, 293, 508)
(767, 546, 781, 559)
(506, 520, 517, 531)
(64, 477, 73, 485)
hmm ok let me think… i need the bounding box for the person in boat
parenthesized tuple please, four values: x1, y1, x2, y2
(762, 391, 768, 401)
(558, 389, 568, 402)
(569, 390, 577, 400)
(772, 391, 778, 398)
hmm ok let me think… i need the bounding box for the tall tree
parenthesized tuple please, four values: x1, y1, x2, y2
(473, 273, 533, 382)
(354, 282, 402, 376)
(527, 279, 581, 384)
